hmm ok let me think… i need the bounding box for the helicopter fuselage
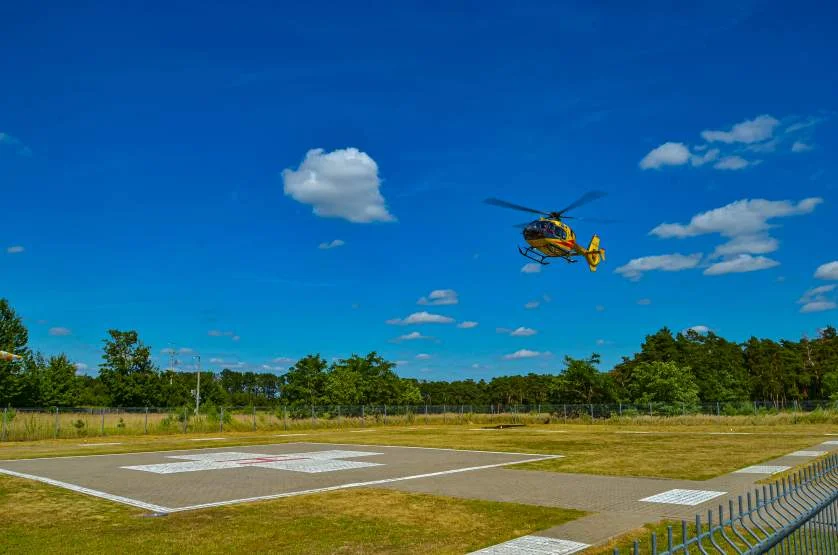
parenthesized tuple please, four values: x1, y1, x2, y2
(522, 217, 578, 257)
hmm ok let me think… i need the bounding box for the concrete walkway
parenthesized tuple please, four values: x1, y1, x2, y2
(379, 437, 838, 553)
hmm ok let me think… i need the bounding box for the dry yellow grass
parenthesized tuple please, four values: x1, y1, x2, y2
(0, 474, 584, 554)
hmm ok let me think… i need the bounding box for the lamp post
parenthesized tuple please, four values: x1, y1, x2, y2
(193, 354, 201, 414)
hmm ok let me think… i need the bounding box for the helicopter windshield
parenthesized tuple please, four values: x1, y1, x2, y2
(523, 220, 566, 240)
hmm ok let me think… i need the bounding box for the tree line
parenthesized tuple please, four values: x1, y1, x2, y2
(1, 298, 836, 409)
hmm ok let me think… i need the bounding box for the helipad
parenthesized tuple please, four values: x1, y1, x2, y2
(0, 442, 559, 514)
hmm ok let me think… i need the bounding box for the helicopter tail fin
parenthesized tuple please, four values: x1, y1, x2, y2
(585, 235, 605, 272)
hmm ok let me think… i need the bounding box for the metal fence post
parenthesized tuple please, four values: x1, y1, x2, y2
(220, 407, 224, 433)
(1, 407, 6, 441)
(384, 404, 387, 425)
(283, 405, 288, 430)
(649, 402, 652, 416)
(101, 408, 105, 435)
(717, 401, 720, 416)
(589, 404, 594, 419)
(54, 407, 59, 438)
(144, 407, 148, 434)
(253, 406, 257, 430)
(183, 407, 188, 433)
(619, 402, 622, 416)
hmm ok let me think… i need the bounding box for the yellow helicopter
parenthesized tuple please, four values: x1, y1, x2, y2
(484, 191, 614, 271)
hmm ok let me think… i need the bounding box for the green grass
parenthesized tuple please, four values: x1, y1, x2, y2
(0, 474, 585, 554)
(1, 420, 834, 480)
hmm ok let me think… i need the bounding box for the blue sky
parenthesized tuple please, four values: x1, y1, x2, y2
(2, 1, 837, 380)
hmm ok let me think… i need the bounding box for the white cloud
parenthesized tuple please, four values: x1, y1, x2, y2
(595, 304, 605, 312)
(637, 298, 652, 305)
(497, 326, 537, 336)
(801, 301, 837, 313)
(791, 141, 813, 153)
(713, 155, 756, 170)
(48, 327, 71, 336)
(524, 301, 540, 309)
(521, 263, 542, 273)
(417, 289, 458, 306)
(798, 284, 837, 313)
(6, 246, 24, 254)
(457, 321, 478, 329)
(73, 362, 88, 372)
(208, 330, 236, 337)
(393, 331, 432, 342)
(711, 234, 778, 258)
(209, 357, 225, 364)
(503, 349, 543, 359)
(595, 339, 607, 346)
(651, 197, 821, 242)
(415, 353, 431, 360)
(386, 311, 455, 325)
(318, 239, 345, 249)
(703, 254, 779, 275)
(786, 116, 824, 133)
(700, 115, 780, 144)
(0, 132, 32, 156)
(690, 148, 720, 167)
(686, 325, 711, 334)
(272, 356, 295, 365)
(815, 261, 838, 280)
(615, 253, 702, 281)
(232, 335, 240, 342)
(282, 147, 395, 223)
(639, 142, 691, 169)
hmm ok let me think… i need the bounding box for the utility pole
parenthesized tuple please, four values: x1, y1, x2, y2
(193, 354, 201, 414)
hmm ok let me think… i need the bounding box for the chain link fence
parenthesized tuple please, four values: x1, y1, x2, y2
(1, 400, 836, 442)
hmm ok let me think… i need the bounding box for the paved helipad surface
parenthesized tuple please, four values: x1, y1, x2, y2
(0, 441, 558, 513)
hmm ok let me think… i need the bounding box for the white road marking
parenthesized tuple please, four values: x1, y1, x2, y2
(302, 441, 564, 458)
(272, 433, 309, 437)
(734, 465, 791, 474)
(0, 467, 171, 513)
(822, 440, 838, 445)
(78, 442, 122, 447)
(188, 438, 227, 441)
(166, 453, 561, 513)
(349, 430, 376, 433)
(468, 535, 589, 554)
(640, 489, 727, 506)
(788, 451, 827, 457)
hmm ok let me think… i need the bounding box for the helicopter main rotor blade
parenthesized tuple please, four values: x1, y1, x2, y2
(484, 197, 548, 216)
(555, 190, 607, 216)
(561, 215, 619, 223)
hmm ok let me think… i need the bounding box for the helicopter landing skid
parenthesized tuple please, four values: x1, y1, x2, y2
(518, 246, 549, 265)
(518, 246, 578, 265)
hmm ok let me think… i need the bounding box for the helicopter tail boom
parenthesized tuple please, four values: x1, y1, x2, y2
(584, 235, 605, 272)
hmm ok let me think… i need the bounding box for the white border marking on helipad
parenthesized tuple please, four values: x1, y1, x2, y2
(79, 442, 122, 447)
(468, 535, 589, 554)
(302, 441, 563, 458)
(272, 433, 309, 437)
(188, 438, 227, 441)
(166, 454, 561, 513)
(822, 440, 838, 445)
(640, 489, 726, 506)
(734, 465, 790, 474)
(0, 467, 171, 513)
(788, 450, 827, 457)
(349, 429, 376, 433)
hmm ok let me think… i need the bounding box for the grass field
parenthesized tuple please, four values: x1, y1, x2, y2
(0, 473, 585, 554)
(2, 419, 834, 480)
(1, 418, 834, 554)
